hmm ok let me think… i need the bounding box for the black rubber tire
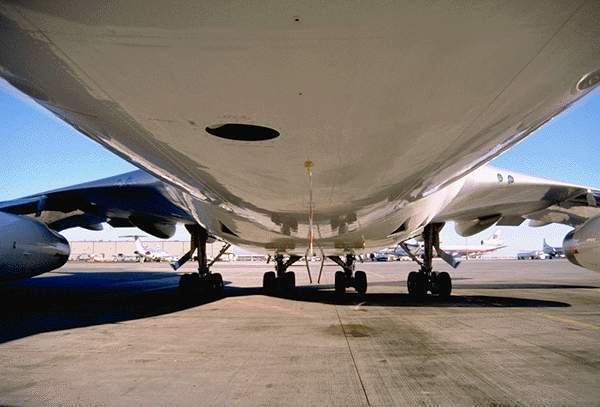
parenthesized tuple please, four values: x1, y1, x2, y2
(407, 271, 426, 297)
(284, 271, 296, 291)
(437, 271, 452, 298)
(429, 271, 440, 295)
(334, 271, 346, 295)
(407, 271, 417, 295)
(197, 274, 211, 293)
(178, 273, 190, 291)
(189, 273, 201, 290)
(211, 273, 224, 294)
(263, 271, 276, 293)
(354, 270, 367, 295)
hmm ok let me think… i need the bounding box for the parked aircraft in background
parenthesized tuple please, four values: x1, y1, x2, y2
(543, 239, 565, 258)
(374, 230, 505, 263)
(517, 239, 566, 261)
(121, 235, 174, 262)
(372, 249, 400, 262)
(437, 230, 506, 258)
(517, 250, 550, 260)
(1, 3, 600, 296)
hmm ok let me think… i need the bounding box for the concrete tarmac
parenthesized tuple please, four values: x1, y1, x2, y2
(1, 259, 599, 406)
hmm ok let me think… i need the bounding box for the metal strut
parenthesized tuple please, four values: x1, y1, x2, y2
(420, 223, 460, 270)
(175, 225, 226, 296)
(408, 223, 454, 298)
(170, 224, 210, 272)
(209, 243, 231, 268)
(275, 254, 301, 277)
(400, 226, 460, 270)
(329, 254, 355, 276)
(316, 246, 326, 284)
(400, 242, 423, 267)
(193, 226, 210, 276)
(330, 253, 367, 295)
(420, 224, 437, 275)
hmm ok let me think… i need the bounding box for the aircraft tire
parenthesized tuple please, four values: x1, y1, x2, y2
(429, 272, 439, 294)
(354, 270, 367, 295)
(407, 271, 426, 298)
(437, 272, 452, 298)
(178, 273, 191, 292)
(189, 273, 206, 293)
(263, 271, 276, 293)
(284, 271, 296, 291)
(335, 271, 346, 295)
(211, 273, 224, 294)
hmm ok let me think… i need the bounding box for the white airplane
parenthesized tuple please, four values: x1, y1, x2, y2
(517, 250, 548, 261)
(121, 235, 173, 262)
(1, 3, 600, 298)
(438, 230, 506, 258)
(379, 230, 504, 263)
(543, 238, 565, 258)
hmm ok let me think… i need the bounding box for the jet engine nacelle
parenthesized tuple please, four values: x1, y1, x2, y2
(563, 216, 600, 272)
(0, 211, 70, 281)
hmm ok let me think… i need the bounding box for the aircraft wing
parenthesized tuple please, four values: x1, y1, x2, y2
(0, 170, 195, 238)
(435, 166, 600, 236)
(525, 191, 600, 228)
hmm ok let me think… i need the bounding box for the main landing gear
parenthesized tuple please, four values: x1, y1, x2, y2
(329, 255, 367, 295)
(171, 225, 229, 297)
(263, 255, 301, 294)
(406, 224, 453, 298)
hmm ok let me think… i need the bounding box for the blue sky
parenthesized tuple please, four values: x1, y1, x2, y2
(1, 79, 598, 255)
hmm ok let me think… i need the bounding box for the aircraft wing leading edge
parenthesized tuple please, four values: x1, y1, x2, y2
(0, 170, 196, 239)
(435, 166, 600, 235)
(433, 165, 600, 271)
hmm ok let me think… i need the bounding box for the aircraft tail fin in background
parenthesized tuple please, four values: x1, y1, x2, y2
(482, 229, 503, 246)
(119, 235, 149, 254)
(543, 238, 552, 250)
(135, 237, 149, 255)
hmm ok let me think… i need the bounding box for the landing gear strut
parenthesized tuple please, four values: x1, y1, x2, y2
(263, 255, 301, 294)
(329, 255, 367, 295)
(173, 225, 227, 297)
(406, 224, 452, 298)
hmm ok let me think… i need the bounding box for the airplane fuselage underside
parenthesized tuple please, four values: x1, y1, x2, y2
(1, 2, 600, 255)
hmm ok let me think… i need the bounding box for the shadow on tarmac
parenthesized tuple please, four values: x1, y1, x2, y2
(0, 272, 219, 344)
(367, 280, 598, 290)
(0, 271, 582, 344)
(231, 285, 573, 308)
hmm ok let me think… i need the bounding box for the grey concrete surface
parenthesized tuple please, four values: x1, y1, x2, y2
(1, 259, 599, 406)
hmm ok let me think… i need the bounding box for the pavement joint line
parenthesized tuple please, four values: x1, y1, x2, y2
(334, 304, 371, 407)
(536, 312, 600, 331)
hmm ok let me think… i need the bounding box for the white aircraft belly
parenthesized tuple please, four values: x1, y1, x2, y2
(1, 1, 599, 254)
